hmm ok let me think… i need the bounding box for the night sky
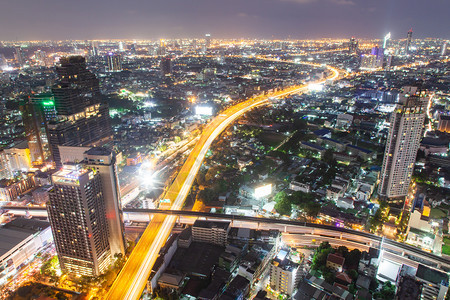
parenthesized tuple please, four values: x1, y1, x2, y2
(1, 0, 449, 40)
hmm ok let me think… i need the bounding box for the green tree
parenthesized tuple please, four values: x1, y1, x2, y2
(275, 194, 292, 216)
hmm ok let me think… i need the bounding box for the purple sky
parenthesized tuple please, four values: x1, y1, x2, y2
(1, 0, 449, 40)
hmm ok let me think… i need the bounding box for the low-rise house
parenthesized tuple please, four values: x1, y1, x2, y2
(326, 253, 345, 272)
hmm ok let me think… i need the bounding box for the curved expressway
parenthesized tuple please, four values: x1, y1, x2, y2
(106, 63, 341, 300)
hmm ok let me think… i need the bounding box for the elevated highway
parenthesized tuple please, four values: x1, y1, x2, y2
(105, 62, 340, 300)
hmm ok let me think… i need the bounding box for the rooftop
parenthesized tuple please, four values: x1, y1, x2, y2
(327, 253, 345, 266)
(84, 147, 113, 156)
(0, 218, 50, 258)
(416, 264, 449, 286)
(193, 220, 230, 230)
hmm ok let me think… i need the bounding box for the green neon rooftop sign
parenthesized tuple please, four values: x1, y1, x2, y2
(43, 101, 54, 106)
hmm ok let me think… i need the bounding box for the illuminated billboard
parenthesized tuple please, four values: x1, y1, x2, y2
(195, 106, 213, 116)
(254, 184, 272, 198)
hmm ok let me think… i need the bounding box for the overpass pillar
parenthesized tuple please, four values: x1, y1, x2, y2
(284, 226, 287, 233)
(401, 251, 405, 256)
(340, 233, 343, 239)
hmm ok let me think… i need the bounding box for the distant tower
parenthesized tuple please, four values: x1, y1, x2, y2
(159, 39, 166, 56)
(406, 29, 413, 54)
(91, 41, 99, 57)
(84, 147, 126, 256)
(160, 56, 173, 75)
(442, 42, 447, 56)
(205, 34, 211, 48)
(349, 37, 358, 54)
(47, 164, 112, 276)
(378, 87, 429, 203)
(383, 32, 391, 49)
(14, 46, 25, 67)
(118, 41, 124, 52)
(106, 53, 122, 72)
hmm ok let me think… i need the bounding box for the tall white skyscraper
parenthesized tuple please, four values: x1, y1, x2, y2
(84, 147, 125, 256)
(378, 86, 429, 201)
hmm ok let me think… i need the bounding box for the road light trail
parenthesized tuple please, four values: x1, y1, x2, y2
(105, 62, 341, 300)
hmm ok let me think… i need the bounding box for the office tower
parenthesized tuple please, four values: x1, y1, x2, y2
(270, 249, 301, 296)
(19, 94, 56, 163)
(14, 46, 25, 67)
(442, 42, 448, 56)
(349, 37, 358, 54)
(378, 86, 429, 201)
(84, 147, 125, 256)
(159, 39, 166, 56)
(48, 56, 113, 166)
(205, 34, 211, 48)
(160, 56, 173, 75)
(48, 164, 111, 276)
(406, 28, 413, 54)
(106, 53, 122, 72)
(118, 41, 124, 52)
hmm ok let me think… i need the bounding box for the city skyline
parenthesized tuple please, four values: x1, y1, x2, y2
(0, 0, 449, 41)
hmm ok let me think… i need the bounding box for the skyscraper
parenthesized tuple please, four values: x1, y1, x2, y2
(378, 86, 429, 202)
(160, 56, 173, 75)
(84, 147, 125, 256)
(406, 29, 413, 54)
(349, 37, 358, 54)
(159, 39, 166, 56)
(360, 46, 384, 70)
(205, 34, 211, 48)
(442, 42, 447, 57)
(47, 164, 111, 276)
(19, 94, 56, 164)
(106, 53, 122, 72)
(48, 56, 113, 166)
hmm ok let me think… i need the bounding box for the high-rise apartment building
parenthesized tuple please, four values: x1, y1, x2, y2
(84, 147, 125, 256)
(406, 29, 413, 54)
(442, 42, 448, 57)
(378, 86, 429, 201)
(47, 164, 111, 276)
(106, 53, 122, 72)
(47, 56, 112, 166)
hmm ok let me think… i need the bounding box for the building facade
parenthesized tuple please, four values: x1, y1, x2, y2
(47, 164, 111, 276)
(84, 147, 125, 256)
(192, 220, 230, 246)
(378, 87, 429, 201)
(48, 56, 113, 166)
